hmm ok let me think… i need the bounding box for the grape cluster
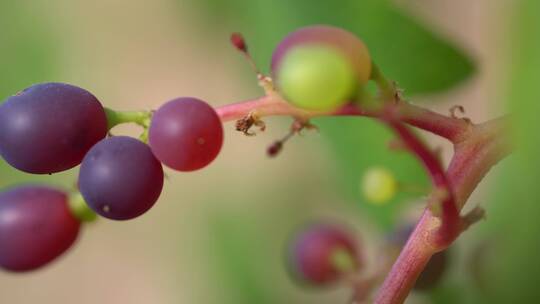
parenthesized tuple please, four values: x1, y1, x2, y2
(0, 25, 378, 281)
(0, 83, 224, 271)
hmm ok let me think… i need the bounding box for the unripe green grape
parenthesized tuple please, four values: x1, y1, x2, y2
(277, 46, 356, 110)
(271, 25, 371, 111)
(361, 167, 397, 204)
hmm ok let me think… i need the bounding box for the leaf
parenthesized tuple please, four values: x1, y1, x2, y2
(478, 1, 540, 302)
(314, 117, 429, 229)
(0, 2, 58, 99)
(187, 0, 474, 95)
(0, 2, 63, 187)
(205, 210, 286, 304)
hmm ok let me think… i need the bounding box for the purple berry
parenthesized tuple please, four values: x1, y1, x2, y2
(0, 186, 80, 272)
(0, 83, 107, 174)
(79, 136, 164, 220)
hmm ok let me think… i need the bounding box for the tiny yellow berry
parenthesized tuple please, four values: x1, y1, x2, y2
(361, 167, 397, 205)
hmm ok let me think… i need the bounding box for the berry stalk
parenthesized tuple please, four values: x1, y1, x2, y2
(215, 95, 470, 142)
(373, 117, 510, 304)
(104, 108, 152, 130)
(382, 118, 459, 247)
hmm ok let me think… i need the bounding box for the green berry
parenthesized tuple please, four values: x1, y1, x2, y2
(361, 167, 397, 204)
(277, 46, 356, 110)
(271, 25, 372, 111)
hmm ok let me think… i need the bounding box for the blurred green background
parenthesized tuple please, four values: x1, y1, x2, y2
(0, 0, 537, 303)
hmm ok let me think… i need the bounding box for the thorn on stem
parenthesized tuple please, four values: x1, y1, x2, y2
(450, 105, 465, 118)
(461, 206, 486, 231)
(450, 105, 473, 124)
(392, 81, 404, 103)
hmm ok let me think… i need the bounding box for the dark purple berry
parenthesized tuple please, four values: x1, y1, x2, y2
(0, 186, 80, 272)
(0, 83, 108, 174)
(79, 136, 164, 220)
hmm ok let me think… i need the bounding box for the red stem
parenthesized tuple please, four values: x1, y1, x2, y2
(383, 118, 460, 246)
(216, 96, 470, 142)
(373, 118, 510, 304)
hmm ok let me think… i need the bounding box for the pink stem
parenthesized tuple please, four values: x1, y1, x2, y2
(374, 118, 510, 304)
(383, 118, 460, 246)
(215, 96, 470, 142)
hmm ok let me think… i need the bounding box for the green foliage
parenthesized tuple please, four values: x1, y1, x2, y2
(206, 210, 286, 304)
(478, 0, 540, 302)
(315, 117, 429, 228)
(0, 2, 57, 99)
(0, 2, 62, 187)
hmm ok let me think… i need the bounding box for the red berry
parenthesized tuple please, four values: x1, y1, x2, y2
(149, 97, 224, 172)
(287, 222, 360, 286)
(0, 186, 80, 272)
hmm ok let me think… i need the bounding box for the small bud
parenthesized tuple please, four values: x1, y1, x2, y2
(230, 32, 247, 53)
(361, 167, 397, 204)
(267, 141, 283, 157)
(287, 222, 361, 286)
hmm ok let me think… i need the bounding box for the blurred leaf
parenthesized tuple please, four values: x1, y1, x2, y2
(0, 2, 60, 185)
(314, 117, 429, 228)
(428, 283, 463, 304)
(206, 210, 285, 304)
(0, 2, 58, 99)
(479, 1, 540, 302)
(188, 0, 474, 95)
